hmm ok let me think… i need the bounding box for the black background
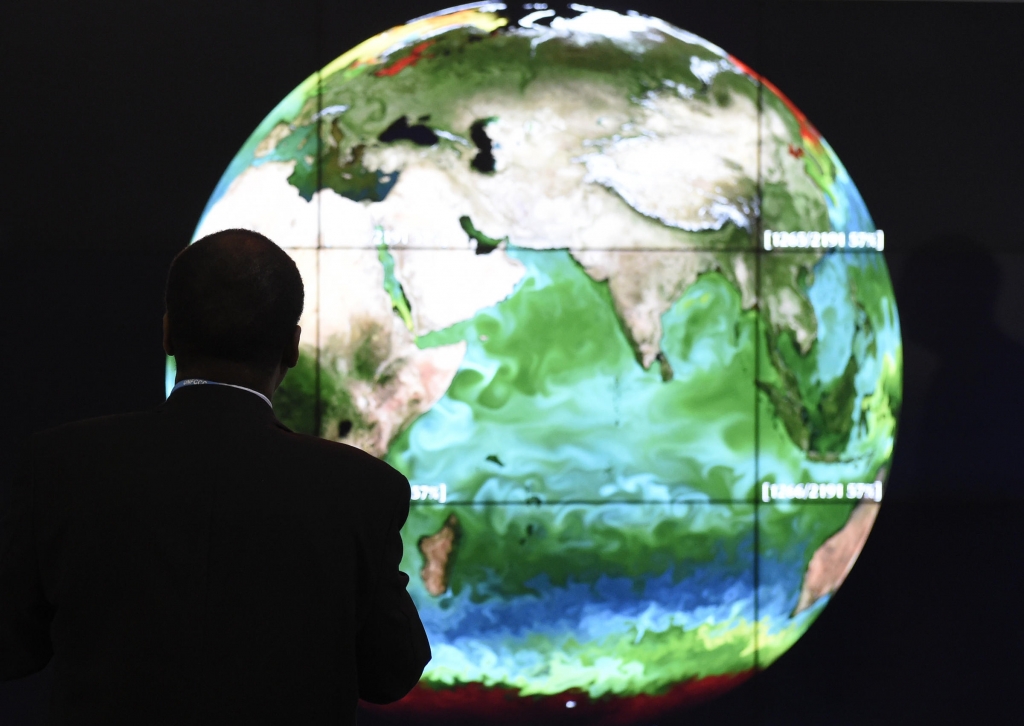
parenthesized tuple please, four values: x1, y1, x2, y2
(2, 1, 1023, 723)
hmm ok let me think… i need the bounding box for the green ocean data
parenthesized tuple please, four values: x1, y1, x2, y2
(179, 4, 901, 721)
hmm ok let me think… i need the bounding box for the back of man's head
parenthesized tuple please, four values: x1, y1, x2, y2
(165, 229, 304, 368)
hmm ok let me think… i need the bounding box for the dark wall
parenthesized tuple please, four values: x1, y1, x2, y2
(2, 1, 1022, 723)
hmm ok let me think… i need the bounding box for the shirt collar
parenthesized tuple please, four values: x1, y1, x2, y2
(170, 378, 274, 410)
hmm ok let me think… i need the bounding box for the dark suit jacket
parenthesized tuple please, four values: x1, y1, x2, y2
(0, 384, 430, 725)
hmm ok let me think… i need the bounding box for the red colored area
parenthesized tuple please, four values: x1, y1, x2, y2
(374, 41, 435, 77)
(359, 671, 755, 726)
(728, 55, 823, 150)
(788, 143, 805, 159)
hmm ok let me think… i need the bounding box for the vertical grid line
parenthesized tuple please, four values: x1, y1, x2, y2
(753, 0, 765, 680)
(313, 0, 324, 438)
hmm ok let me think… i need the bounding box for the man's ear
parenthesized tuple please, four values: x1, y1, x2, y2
(283, 325, 301, 369)
(162, 313, 174, 357)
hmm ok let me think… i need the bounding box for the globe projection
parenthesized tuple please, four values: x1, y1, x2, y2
(178, 4, 902, 723)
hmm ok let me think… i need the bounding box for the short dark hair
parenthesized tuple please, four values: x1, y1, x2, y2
(165, 229, 304, 367)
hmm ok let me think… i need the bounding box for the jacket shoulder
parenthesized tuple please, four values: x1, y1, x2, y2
(29, 410, 160, 451)
(285, 434, 410, 497)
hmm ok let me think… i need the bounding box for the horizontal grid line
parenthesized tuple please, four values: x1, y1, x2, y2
(279, 246, 759, 253)
(283, 245, 886, 254)
(408, 498, 873, 507)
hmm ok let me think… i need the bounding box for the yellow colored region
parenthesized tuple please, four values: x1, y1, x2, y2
(321, 8, 508, 80)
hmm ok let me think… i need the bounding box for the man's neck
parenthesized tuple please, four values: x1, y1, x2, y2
(174, 359, 280, 403)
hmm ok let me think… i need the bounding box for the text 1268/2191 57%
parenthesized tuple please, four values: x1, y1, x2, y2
(762, 481, 883, 502)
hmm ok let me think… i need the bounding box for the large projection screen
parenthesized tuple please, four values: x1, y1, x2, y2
(171, 4, 901, 723)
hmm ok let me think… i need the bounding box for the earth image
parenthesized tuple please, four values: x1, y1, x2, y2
(175, 4, 902, 723)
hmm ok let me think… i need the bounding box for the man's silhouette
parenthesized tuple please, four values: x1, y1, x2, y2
(0, 229, 430, 724)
